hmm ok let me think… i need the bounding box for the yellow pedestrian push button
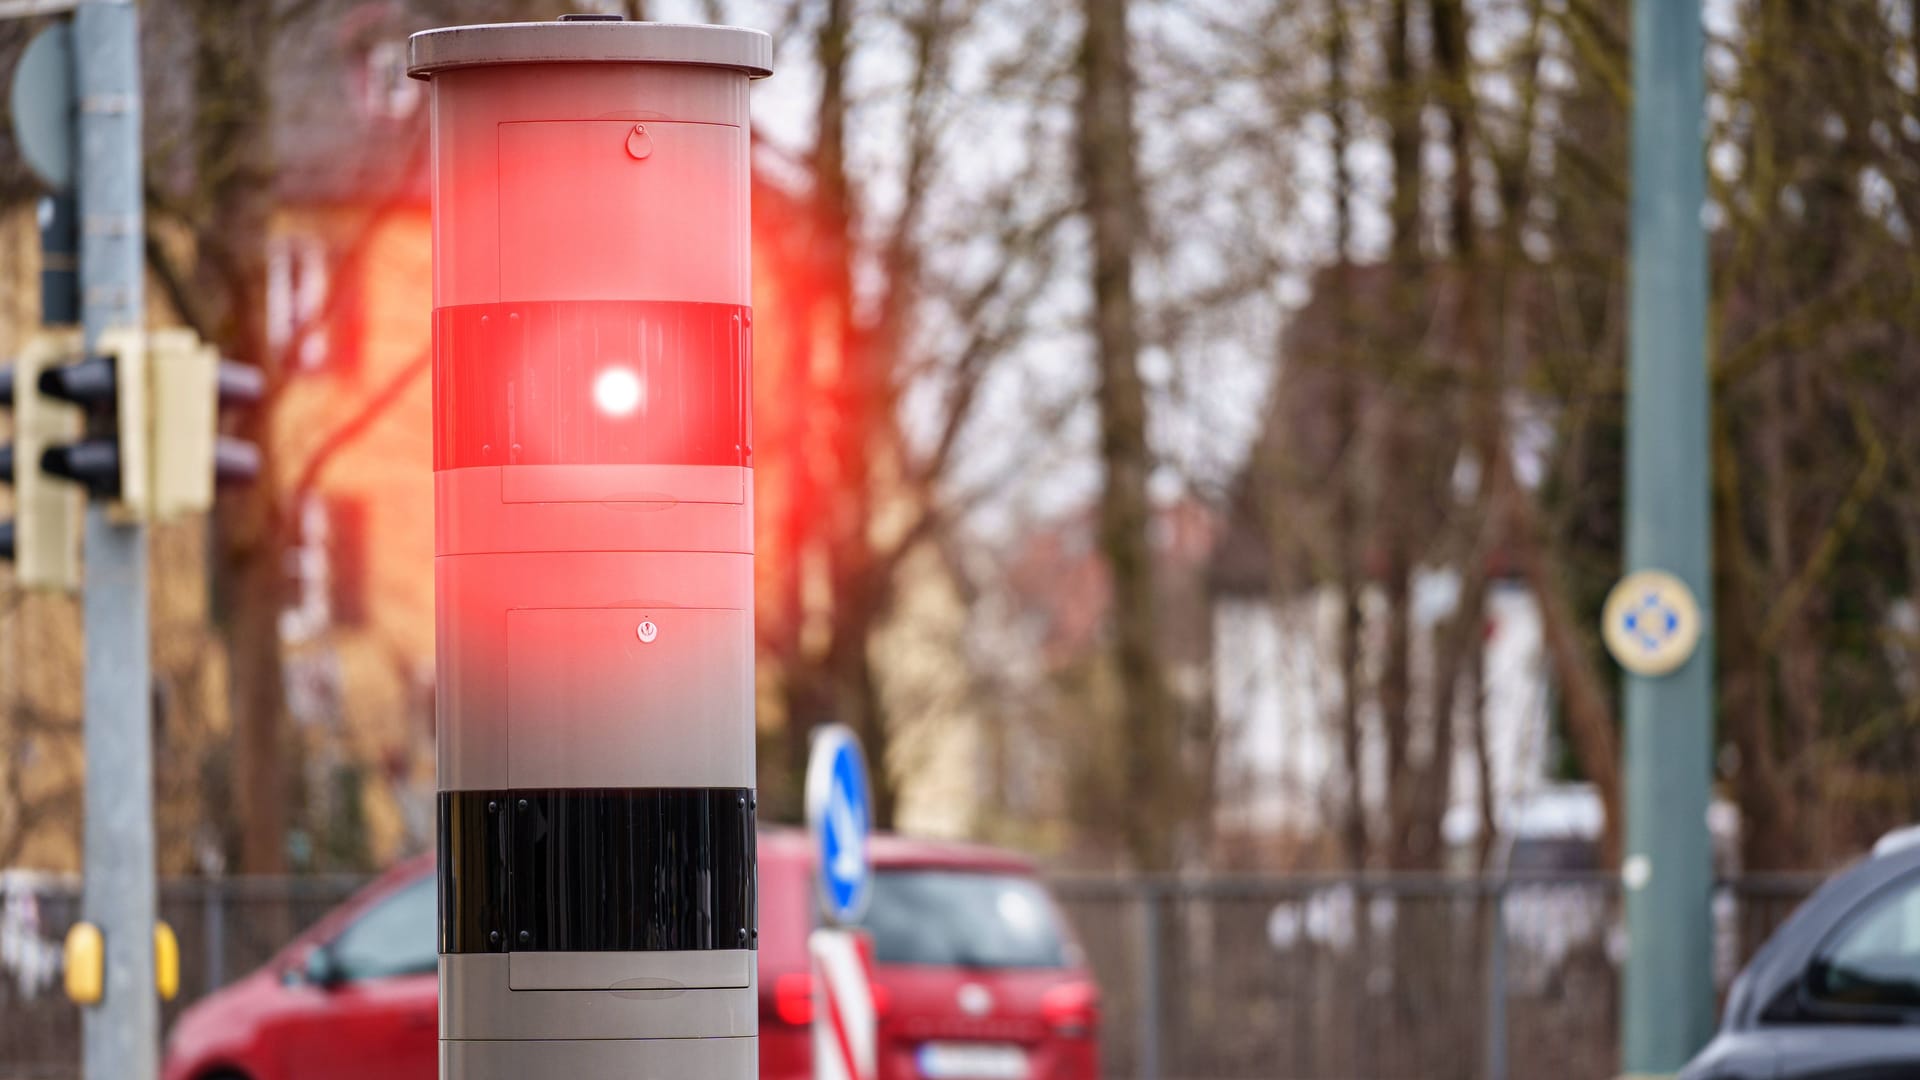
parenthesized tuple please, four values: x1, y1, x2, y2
(155, 921, 180, 1001)
(61, 920, 180, 1004)
(63, 922, 103, 1006)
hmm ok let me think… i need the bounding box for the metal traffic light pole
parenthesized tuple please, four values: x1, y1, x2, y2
(1621, 0, 1715, 1074)
(8, 2, 260, 1069)
(72, 3, 158, 1078)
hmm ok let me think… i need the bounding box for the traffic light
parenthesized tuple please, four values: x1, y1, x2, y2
(148, 329, 263, 519)
(0, 329, 83, 589)
(38, 324, 147, 509)
(412, 16, 771, 1079)
(36, 326, 261, 521)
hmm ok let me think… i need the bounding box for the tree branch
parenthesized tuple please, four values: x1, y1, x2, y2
(145, 229, 215, 341)
(1758, 400, 1890, 650)
(281, 348, 430, 521)
(265, 125, 429, 402)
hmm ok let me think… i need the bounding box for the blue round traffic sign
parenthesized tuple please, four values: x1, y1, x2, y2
(11, 23, 76, 193)
(806, 725, 873, 925)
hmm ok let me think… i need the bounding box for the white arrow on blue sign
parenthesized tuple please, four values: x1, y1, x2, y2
(805, 724, 873, 926)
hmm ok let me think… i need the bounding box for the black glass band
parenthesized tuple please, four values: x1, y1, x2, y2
(439, 787, 756, 954)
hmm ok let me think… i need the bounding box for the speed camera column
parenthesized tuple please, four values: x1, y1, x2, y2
(408, 17, 771, 1080)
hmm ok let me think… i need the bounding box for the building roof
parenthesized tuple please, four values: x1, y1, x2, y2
(1212, 261, 1540, 600)
(1210, 263, 1399, 600)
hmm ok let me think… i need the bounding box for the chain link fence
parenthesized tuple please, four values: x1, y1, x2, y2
(1, 874, 367, 1080)
(1049, 874, 1818, 1080)
(0, 871, 1818, 1080)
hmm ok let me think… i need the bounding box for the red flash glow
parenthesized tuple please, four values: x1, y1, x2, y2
(594, 366, 645, 417)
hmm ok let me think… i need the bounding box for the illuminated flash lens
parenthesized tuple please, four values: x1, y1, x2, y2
(593, 366, 645, 417)
(432, 302, 749, 470)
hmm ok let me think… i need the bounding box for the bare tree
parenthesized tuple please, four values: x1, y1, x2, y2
(143, 0, 481, 871)
(177, 0, 287, 874)
(1074, 0, 1184, 871)
(753, 0, 1076, 830)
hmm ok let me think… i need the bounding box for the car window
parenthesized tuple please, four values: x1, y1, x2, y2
(1809, 874, 1920, 1011)
(856, 870, 1067, 969)
(330, 876, 437, 982)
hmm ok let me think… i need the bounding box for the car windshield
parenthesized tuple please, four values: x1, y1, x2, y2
(856, 870, 1067, 969)
(329, 875, 437, 982)
(1811, 872, 1920, 1009)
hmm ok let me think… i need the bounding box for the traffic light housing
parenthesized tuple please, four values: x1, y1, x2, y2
(38, 325, 147, 511)
(36, 327, 261, 522)
(0, 330, 84, 589)
(148, 329, 262, 519)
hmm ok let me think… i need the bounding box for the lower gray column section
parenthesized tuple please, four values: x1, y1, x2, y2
(441, 954, 757, 1040)
(443, 1035, 756, 1079)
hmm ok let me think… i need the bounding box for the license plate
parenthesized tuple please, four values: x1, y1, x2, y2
(915, 1042, 1030, 1080)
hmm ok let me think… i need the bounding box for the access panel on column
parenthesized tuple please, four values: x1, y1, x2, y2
(497, 120, 748, 305)
(505, 604, 752, 791)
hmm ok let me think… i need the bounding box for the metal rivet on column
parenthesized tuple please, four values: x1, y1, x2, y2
(625, 123, 654, 160)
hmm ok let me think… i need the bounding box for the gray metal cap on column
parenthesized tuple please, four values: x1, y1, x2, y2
(407, 17, 774, 80)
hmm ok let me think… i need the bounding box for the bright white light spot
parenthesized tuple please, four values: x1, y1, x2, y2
(593, 366, 644, 417)
(1622, 854, 1653, 891)
(996, 888, 1042, 934)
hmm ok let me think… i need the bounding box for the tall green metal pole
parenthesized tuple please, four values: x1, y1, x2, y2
(1623, 0, 1714, 1075)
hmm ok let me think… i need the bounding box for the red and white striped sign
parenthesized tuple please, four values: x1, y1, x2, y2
(810, 927, 877, 1080)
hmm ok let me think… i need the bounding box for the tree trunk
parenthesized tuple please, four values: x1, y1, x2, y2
(1431, 0, 1474, 259)
(777, 0, 902, 826)
(1379, 0, 1422, 872)
(1713, 431, 1797, 871)
(1386, 0, 1422, 271)
(189, 0, 287, 875)
(1469, 614, 1497, 871)
(1325, 0, 1369, 874)
(1512, 489, 1623, 866)
(1405, 0, 1481, 876)
(1076, 0, 1179, 871)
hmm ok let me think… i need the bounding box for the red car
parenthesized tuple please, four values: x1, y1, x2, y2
(163, 829, 1099, 1080)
